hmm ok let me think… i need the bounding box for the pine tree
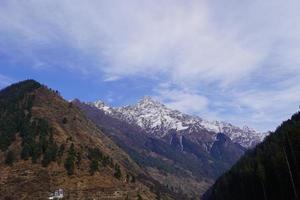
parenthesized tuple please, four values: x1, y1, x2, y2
(131, 174, 136, 183)
(89, 160, 98, 175)
(137, 194, 143, 200)
(5, 150, 15, 166)
(58, 144, 65, 158)
(257, 163, 267, 200)
(62, 117, 68, 124)
(64, 144, 76, 175)
(114, 163, 122, 179)
(42, 142, 58, 167)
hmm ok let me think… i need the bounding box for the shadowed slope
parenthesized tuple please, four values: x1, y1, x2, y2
(203, 112, 300, 200)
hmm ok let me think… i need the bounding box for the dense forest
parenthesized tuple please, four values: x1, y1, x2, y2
(0, 80, 121, 178)
(203, 112, 300, 200)
(0, 80, 42, 152)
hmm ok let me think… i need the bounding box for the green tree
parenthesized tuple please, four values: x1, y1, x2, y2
(131, 174, 136, 183)
(126, 174, 130, 182)
(42, 143, 58, 167)
(89, 160, 98, 175)
(31, 142, 42, 163)
(137, 194, 143, 200)
(62, 117, 68, 124)
(257, 163, 267, 200)
(155, 191, 161, 200)
(114, 163, 122, 179)
(57, 144, 65, 158)
(5, 150, 15, 166)
(21, 144, 30, 160)
(64, 144, 76, 175)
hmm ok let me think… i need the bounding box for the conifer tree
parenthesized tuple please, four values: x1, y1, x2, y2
(5, 150, 15, 166)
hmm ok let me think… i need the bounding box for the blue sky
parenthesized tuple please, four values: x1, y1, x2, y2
(0, 0, 300, 132)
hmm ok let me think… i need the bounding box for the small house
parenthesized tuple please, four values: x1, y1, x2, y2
(48, 188, 64, 199)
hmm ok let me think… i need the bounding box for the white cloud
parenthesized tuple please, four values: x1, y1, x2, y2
(233, 79, 300, 129)
(0, 0, 300, 131)
(0, 0, 285, 83)
(0, 74, 13, 88)
(154, 85, 209, 115)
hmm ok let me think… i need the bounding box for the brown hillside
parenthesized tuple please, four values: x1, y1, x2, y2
(0, 80, 158, 200)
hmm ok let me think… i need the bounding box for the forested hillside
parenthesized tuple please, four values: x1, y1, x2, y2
(203, 112, 300, 200)
(0, 80, 159, 199)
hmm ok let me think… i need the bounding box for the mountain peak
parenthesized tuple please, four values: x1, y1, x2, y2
(138, 96, 160, 105)
(92, 100, 112, 114)
(141, 95, 153, 101)
(90, 96, 265, 148)
(94, 100, 107, 107)
(0, 79, 42, 100)
(135, 96, 167, 111)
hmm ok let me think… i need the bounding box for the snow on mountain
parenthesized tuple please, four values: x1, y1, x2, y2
(89, 96, 267, 148)
(89, 100, 113, 114)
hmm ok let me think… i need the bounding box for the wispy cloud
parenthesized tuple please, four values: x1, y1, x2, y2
(0, 0, 299, 131)
(0, 74, 13, 88)
(154, 83, 209, 115)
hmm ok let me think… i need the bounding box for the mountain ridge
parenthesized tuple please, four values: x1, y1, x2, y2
(90, 96, 267, 149)
(0, 79, 266, 199)
(203, 111, 300, 200)
(75, 98, 248, 198)
(0, 80, 163, 199)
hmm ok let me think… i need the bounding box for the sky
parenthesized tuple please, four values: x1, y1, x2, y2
(0, 0, 300, 132)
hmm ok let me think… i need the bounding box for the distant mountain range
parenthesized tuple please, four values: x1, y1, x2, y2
(73, 96, 268, 198)
(90, 96, 267, 149)
(0, 80, 272, 200)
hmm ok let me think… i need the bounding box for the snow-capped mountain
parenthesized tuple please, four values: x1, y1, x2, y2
(75, 97, 250, 197)
(91, 100, 113, 114)
(90, 96, 267, 148)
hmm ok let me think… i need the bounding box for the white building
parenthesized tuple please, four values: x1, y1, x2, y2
(48, 189, 64, 199)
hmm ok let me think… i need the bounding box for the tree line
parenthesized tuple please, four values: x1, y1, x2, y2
(204, 111, 300, 200)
